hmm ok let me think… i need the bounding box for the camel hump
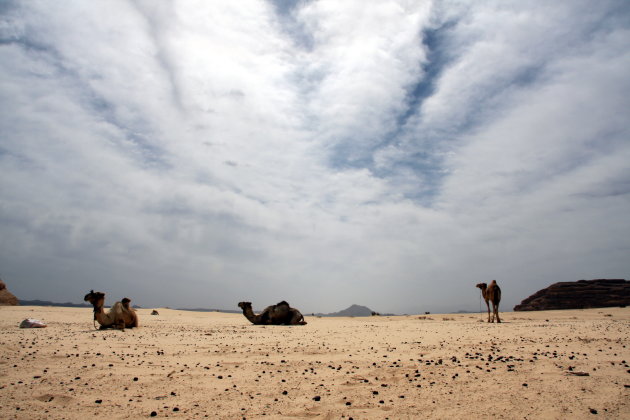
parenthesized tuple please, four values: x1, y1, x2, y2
(276, 300, 290, 307)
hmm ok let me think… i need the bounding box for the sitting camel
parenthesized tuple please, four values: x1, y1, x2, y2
(476, 280, 501, 323)
(84, 290, 139, 330)
(238, 301, 307, 325)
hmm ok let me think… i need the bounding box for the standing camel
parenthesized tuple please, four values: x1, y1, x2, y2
(237, 301, 307, 325)
(476, 280, 501, 323)
(84, 290, 139, 330)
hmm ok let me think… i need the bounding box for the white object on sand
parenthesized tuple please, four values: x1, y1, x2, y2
(19, 319, 47, 328)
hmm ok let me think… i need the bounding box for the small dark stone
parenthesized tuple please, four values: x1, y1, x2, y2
(173, 407, 179, 412)
(133, 377, 138, 381)
(590, 408, 598, 414)
(282, 390, 288, 395)
(95, 399, 102, 404)
(522, 383, 528, 387)
(150, 411, 157, 417)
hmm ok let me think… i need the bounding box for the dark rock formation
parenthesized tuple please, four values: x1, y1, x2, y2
(514, 279, 630, 311)
(0, 278, 19, 305)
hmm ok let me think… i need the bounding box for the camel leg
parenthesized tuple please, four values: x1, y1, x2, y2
(494, 303, 501, 323)
(486, 301, 492, 322)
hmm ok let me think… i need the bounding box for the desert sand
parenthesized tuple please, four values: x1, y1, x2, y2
(1, 305, 628, 419)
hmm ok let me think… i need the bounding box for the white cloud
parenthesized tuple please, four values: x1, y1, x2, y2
(1, 0, 629, 313)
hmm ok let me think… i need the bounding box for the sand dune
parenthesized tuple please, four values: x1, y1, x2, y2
(1, 306, 628, 419)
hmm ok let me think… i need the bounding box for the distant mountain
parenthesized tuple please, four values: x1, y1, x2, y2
(319, 304, 376, 317)
(15, 300, 394, 316)
(178, 307, 241, 314)
(19, 299, 91, 308)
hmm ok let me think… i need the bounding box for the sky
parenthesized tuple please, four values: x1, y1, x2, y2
(1, 0, 629, 315)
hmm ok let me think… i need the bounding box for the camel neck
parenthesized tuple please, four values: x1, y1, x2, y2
(242, 307, 259, 324)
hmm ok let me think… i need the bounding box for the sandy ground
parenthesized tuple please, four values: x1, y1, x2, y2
(0, 305, 629, 419)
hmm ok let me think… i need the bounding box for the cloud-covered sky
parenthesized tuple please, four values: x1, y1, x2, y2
(1, 0, 629, 314)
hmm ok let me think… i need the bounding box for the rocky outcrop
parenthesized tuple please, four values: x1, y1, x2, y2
(514, 279, 629, 311)
(0, 278, 19, 306)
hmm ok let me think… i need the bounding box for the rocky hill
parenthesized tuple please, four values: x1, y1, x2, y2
(514, 279, 630, 311)
(0, 279, 19, 305)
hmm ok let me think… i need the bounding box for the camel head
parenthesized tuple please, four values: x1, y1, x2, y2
(84, 290, 105, 306)
(238, 302, 252, 310)
(475, 283, 487, 290)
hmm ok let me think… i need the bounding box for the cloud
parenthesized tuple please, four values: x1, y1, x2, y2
(1, 0, 629, 313)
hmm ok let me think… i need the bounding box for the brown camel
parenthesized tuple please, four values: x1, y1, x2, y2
(84, 290, 139, 330)
(476, 280, 501, 323)
(237, 301, 307, 325)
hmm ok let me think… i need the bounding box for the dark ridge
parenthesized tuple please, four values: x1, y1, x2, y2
(19, 299, 91, 308)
